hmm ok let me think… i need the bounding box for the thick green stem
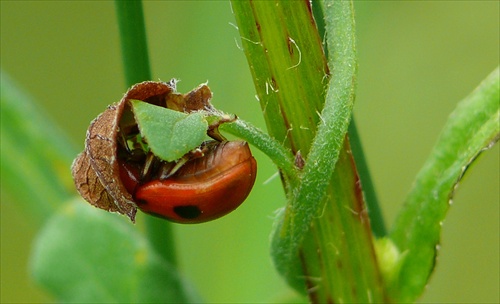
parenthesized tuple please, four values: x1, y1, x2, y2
(232, 1, 386, 302)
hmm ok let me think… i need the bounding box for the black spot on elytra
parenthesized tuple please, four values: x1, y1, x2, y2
(136, 199, 148, 206)
(174, 205, 201, 219)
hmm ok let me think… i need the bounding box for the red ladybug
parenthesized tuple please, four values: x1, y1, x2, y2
(120, 141, 257, 223)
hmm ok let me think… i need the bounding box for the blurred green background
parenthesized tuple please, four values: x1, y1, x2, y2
(1, 1, 498, 303)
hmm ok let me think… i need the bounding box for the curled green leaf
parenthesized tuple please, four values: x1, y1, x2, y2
(388, 67, 500, 302)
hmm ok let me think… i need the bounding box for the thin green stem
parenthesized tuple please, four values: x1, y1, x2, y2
(115, 0, 152, 86)
(114, 0, 177, 267)
(219, 118, 298, 185)
(348, 117, 386, 237)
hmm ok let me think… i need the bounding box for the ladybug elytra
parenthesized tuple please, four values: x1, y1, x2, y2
(119, 140, 257, 223)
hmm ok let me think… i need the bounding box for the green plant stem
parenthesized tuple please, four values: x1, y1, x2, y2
(114, 0, 177, 267)
(219, 118, 298, 186)
(115, 0, 152, 86)
(348, 117, 386, 237)
(232, 1, 386, 302)
(312, 0, 385, 238)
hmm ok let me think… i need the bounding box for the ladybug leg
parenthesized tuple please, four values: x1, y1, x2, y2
(158, 157, 187, 180)
(141, 152, 160, 181)
(118, 130, 130, 152)
(157, 143, 209, 180)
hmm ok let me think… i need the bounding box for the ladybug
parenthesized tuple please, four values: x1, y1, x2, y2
(119, 140, 257, 223)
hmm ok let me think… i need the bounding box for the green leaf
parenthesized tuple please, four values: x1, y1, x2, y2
(31, 198, 200, 303)
(130, 100, 208, 162)
(0, 70, 77, 225)
(388, 67, 500, 302)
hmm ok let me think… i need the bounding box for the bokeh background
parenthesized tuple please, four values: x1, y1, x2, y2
(1, 1, 498, 303)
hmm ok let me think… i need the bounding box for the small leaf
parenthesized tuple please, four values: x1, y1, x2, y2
(130, 100, 208, 162)
(31, 198, 200, 303)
